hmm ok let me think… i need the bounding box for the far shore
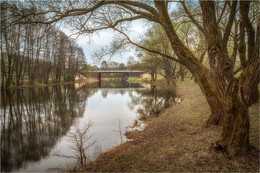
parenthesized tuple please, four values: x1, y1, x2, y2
(0, 78, 98, 90)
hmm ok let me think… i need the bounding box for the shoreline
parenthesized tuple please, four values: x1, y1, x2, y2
(1, 77, 167, 90)
(74, 78, 259, 172)
(0, 79, 98, 90)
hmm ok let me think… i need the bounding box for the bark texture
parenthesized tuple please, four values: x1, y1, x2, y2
(211, 80, 250, 157)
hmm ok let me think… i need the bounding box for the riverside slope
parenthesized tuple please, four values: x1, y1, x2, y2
(76, 79, 259, 172)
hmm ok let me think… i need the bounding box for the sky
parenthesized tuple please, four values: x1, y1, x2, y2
(62, 20, 148, 67)
(61, 2, 178, 67)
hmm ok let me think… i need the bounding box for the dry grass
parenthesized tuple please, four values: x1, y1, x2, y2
(76, 79, 259, 172)
(4, 78, 98, 89)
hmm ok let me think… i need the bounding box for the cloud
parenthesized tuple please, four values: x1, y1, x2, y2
(62, 19, 148, 67)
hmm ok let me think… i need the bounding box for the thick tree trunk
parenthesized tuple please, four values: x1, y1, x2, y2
(156, 2, 225, 126)
(153, 1, 256, 157)
(205, 95, 225, 125)
(211, 80, 250, 157)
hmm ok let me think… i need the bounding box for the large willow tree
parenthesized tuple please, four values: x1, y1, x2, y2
(8, 0, 260, 157)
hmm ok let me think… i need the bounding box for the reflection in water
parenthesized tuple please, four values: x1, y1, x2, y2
(1, 81, 179, 172)
(52, 119, 96, 168)
(0, 85, 97, 172)
(128, 85, 180, 127)
(98, 80, 129, 88)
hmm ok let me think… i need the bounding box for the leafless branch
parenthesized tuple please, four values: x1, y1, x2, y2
(52, 119, 97, 167)
(114, 28, 181, 64)
(112, 119, 124, 144)
(14, 1, 111, 25)
(180, 0, 205, 35)
(216, 1, 228, 24)
(223, 0, 238, 47)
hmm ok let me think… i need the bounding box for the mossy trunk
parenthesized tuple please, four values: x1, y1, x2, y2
(249, 86, 259, 105)
(205, 96, 225, 125)
(211, 82, 250, 157)
(154, 1, 256, 157)
(195, 75, 225, 125)
(200, 77, 250, 157)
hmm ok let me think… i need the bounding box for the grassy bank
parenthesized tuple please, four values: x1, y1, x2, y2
(75, 78, 259, 172)
(1, 78, 98, 89)
(127, 76, 166, 84)
(127, 77, 151, 83)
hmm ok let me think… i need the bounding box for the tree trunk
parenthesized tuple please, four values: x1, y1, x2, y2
(155, 2, 224, 126)
(151, 71, 157, 82)
(154, 1, 256, 157)
(205, 95, 225, 125)
(166, 75, 170, 86)
(211, 80, 250, 157)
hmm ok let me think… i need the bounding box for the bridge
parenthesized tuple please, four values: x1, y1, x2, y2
(88, 70, 146, 80)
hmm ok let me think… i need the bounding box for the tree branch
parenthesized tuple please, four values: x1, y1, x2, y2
(223, 0, 238, 47)
(116, 1, 159, 16)
(115, 2, 159, 23)
(78, 15, 144, 34)
(240, 17, 259, 106)
(181, 0, 205, 35)
(15, 1, 110, 25)
(114, 29, 181, 64)
(216, 1, 228, 24)
(240, 1, 255, 61)
(230, 19, 238, 72)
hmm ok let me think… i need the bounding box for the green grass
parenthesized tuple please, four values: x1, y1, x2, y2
(127, 77, 150, 83)
(76, 78, 259, 172)
(127, 76, 166, 84)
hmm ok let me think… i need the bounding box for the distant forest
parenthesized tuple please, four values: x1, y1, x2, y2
(1, 3, 88, 89)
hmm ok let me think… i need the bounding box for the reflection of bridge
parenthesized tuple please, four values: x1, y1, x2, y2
(89, 70, 146, 80)
(95, 80, 145, 88)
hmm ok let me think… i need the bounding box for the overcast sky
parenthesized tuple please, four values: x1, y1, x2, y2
(61, 2, 178, 67)
(62, 19, 148, 67)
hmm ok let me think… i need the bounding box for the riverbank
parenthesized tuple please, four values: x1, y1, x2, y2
(127, 76, 168, 84)
(127, 77, 151, 83)
(76, 78, 259, 172)
(1, 78, 98, 89)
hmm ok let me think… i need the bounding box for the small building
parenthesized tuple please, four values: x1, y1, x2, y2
(75, 74, 88, 80)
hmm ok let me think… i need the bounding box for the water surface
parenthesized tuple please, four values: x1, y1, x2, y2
(1, 80, 179, 172)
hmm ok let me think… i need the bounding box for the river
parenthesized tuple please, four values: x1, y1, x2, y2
(1, 80, 180, 172)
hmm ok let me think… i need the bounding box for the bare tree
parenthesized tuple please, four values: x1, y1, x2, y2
(53, 120, 96, 167)
(112, 119, 125, 145)
(0, 2, 89, 88)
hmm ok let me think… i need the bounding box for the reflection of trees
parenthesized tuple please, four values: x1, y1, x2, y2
(101, 89, 128, 97)
(0, 85, 97, 172)
(98, 81, 144, 98)
(128, 86, 178, 119)
(100, 80, 129, 88)
(101, 90, 109, 98)
(53, 120, 96, 168)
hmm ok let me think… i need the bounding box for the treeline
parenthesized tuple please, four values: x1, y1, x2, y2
(100, 60, 127, 70)
(0, 3, 88, 89)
